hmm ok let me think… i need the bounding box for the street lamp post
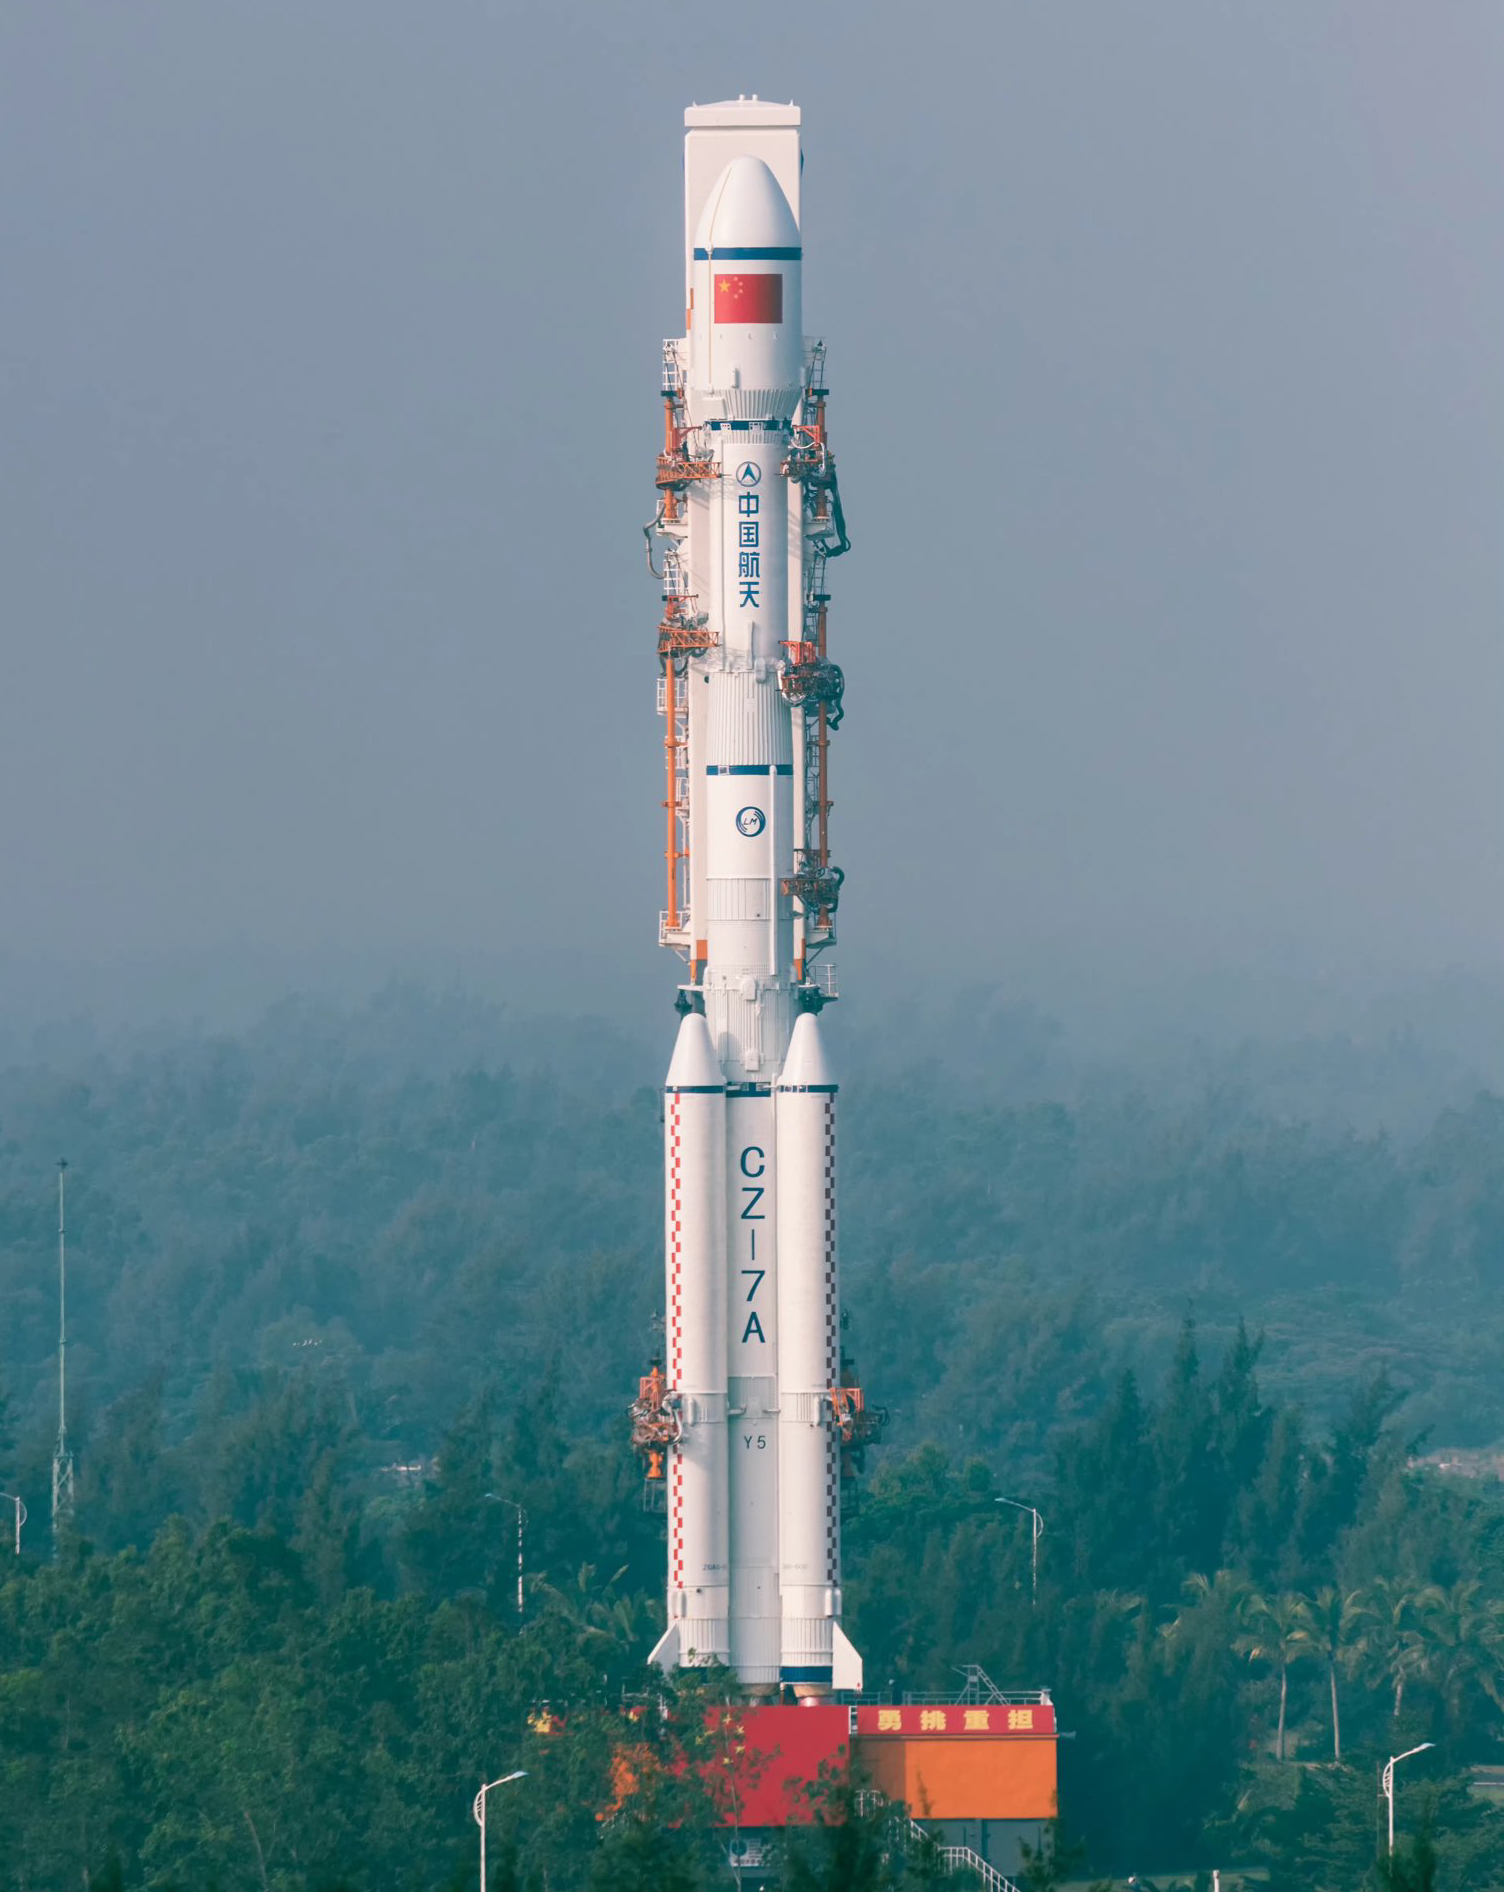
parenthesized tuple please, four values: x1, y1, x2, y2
(1382, 1743, 1434, 1856)
(484, 1494, 526, 1619)
(996, 1498, 1044, 1604)
(473, 1769, 525, 1890)
(52, 1159, 75, 1552)
(0, 1492, 24, 1554)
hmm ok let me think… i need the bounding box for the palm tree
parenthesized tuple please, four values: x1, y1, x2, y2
(535, 1562, 661, 1660)
(1077, 1589, 1149, 1676)
(1175, 1568, 1253, 1618)
(1351, 1576, 1428, 1720)
(1238, 1590, 1312, 1761)
(1162, 1570, 1254, 1698)
(1291, 1584, 1365, 1761)
(1413, 1579, 1504, 1738)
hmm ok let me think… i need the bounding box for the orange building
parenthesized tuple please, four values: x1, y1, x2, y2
(853, 1697, 1058, 1877)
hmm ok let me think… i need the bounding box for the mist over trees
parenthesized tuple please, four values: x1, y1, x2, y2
(5, 984, 1504, 1887)
(6, 982, 1504, 1462)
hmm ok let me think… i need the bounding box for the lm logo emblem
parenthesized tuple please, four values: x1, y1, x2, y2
(735, 806, 766, 838)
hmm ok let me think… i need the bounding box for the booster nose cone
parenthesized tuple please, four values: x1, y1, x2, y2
(666, 1009, 726, 1090)
(694, 155, 801, 255)
(777, 1011, 835, 1090)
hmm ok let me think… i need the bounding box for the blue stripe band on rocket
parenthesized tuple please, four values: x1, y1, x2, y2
(774, 1085, 838, 1094)
(664, 1084, 726, 1095)
(692, 245, 802, 260)
(706, 764, 795, 775)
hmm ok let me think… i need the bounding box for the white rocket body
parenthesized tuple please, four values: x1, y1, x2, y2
(648, 101, 860, 1695)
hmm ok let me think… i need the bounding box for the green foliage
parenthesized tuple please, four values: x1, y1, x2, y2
(1236, 1766, 1504, 1892)
(1016, 1822, 1092, 1891)
(586, 1820, 704, 1892)
(1380, 1824, 1440, 1892)
(778, 1781, 905, 1891)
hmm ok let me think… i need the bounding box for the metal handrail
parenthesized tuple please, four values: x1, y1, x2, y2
(886, 1665, 1052, 1708)
(897, 1688, 1051, 1706)
(935, 1840, 1022, 1892)
(906, 1817, 1022, 1892)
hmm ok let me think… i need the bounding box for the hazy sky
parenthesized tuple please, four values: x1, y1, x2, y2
(2, 2, 1501, 1021)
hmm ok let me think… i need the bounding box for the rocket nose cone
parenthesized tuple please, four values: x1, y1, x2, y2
(695, 155, 800, 253)
(777, 1011, 836, 1090)
(665, 1010, 726, 1090)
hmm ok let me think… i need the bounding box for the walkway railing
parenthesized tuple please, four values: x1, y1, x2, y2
(900, 1813, 1024, 1892)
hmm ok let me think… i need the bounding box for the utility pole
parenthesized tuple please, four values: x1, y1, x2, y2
(51, 1159, 75, 1552)
(485, 1494, 526, 1619)
(0, 1492, 24, 1554)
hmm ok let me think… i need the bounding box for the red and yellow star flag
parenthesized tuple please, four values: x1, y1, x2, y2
(713, 273, 783, 324)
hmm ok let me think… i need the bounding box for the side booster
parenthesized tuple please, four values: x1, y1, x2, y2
(631, 101, 869, 1697)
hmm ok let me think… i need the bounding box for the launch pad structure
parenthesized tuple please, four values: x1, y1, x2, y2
(624, 100, 1062, 1881)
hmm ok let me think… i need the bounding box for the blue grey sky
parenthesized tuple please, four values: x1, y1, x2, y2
(1, 2, 1500, 1026)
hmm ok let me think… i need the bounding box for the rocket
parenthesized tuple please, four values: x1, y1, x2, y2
(630, 100, 868, 1697)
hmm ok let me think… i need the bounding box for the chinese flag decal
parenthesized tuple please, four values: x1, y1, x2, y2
(714, 273, 783, 324)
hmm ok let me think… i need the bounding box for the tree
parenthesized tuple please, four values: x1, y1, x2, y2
(586, 1819, 705, 1892)
(81, 1369, 176, 1550)
(1213, 1321, 1270, 1497)
(779, 1781, 902, 1892)
(1412, 1579, 1504, 1741)
(1152, 1319, 1223, 1576)
(1351, 1576, 1428, 1722)
(1379, 1823, 1438, 1892)
(1238, 1591, 1311, 1761)
(1016, 1823, 1111, 1892)
(1236, 1762, 1380, 1892)
(1291, 1584, 1365, 1761)
(400, 1388, 503, 1598)
(1161, 1568, 1255, 1764)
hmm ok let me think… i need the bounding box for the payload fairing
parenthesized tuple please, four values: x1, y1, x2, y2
(630, 100, 871, 1697)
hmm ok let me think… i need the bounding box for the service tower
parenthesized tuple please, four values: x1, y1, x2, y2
(630, 99, 868, 1698)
